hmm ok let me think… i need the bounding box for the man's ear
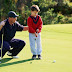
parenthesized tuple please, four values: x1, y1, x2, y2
(9, 17, 12, 20)
(8, 17, 11, 19)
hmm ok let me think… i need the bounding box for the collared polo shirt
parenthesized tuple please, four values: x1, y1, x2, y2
(0, 19, 24, 42)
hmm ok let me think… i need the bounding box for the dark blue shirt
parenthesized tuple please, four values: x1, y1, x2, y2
(0, 19, 24, 42)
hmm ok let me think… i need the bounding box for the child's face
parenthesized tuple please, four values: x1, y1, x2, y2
(31, 11, 38, 17)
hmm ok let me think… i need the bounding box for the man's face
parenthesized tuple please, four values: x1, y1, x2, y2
(31, 11, 38, 17)
(9, 17, 17, 24)
(12, 17, 17, 23)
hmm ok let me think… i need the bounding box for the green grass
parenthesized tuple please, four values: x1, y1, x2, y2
(0, 24, 72, 72)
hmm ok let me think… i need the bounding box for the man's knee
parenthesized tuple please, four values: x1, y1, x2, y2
(22, 40, 26, 47)
(20, 40, 26, 47)
(3, 41, 10, 50)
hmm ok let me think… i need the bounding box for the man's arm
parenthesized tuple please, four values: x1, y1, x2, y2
(0, 21, 5, 31)
(23, 26, 29, 31)
(16, 21, 28, 31)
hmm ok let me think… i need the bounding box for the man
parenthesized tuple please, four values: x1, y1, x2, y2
(0, 11, 28, 59)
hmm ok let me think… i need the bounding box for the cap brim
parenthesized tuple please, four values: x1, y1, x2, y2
(13, 15, 19, 18)
(16, 15, 19, 17)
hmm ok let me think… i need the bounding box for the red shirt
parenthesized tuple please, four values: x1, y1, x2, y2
(27, 15, 43, 33)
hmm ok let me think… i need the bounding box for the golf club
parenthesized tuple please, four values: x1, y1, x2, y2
(0, 27, 4, 63)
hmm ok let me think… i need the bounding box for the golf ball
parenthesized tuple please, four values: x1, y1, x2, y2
(53, 60, 56, 63)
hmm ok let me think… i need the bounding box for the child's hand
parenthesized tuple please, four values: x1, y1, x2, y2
(36, 29, 39, 33)
(35, 32, 38, 37)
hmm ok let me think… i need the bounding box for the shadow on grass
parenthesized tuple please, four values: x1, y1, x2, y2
(0, 58, 33, 67)
(0, 58, 13, 64)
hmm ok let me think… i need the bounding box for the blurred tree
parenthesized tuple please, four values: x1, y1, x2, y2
(16, 0, 32, 14)
(0, 0, 16, 21)
(70, 0, 72, 2)
(52, 0, 64, 6)
(15, 0, 33, 25)
(0, 0, 32, 25)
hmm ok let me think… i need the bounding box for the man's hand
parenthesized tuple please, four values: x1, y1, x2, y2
(23, 26, 29, 31)
(0, 21, 5, 27)
(36, 29, 39, 33)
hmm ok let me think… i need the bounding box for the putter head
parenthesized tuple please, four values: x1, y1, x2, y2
(0, 61, 1, 63)
(0, 57, 1, 63)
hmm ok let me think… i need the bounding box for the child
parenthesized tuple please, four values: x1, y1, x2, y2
(27, 5, 43, 60)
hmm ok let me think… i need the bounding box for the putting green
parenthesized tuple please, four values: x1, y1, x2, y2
(0, 24, 72, 72)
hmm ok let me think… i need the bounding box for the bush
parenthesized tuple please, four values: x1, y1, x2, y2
(68, 17, 72, 23)
(52, 1, 72, 15)
(57, 13, 64, 22)
(17, 6, 31, 25)
(0, 0, 72, 25)
(42, 8, 58, 24)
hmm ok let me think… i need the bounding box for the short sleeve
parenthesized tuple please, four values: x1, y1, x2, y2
(15, 21, 24, 31)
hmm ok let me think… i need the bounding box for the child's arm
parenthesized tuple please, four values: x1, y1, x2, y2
(27, 18, 35, 33)
(37, 16, 43, 32)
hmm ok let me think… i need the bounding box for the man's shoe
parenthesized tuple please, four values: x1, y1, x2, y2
(7, 51, 19, 59)
(7, 51, 12, 56)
